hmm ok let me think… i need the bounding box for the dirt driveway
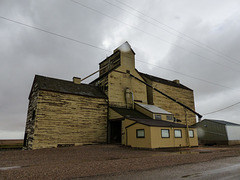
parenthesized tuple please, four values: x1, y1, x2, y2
(0, 144, 240, 180)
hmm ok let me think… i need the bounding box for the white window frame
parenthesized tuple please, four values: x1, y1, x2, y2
(136, 129, 145, 138)
(161, 129, 170, 138)
(167, 115, 173, 120)
(174, 129, 182, 138)
(189, 130, 194, 138)
(155, 114, 162, 120)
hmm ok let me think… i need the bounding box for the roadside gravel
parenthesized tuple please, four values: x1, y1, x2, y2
(0, 144, 240, 180)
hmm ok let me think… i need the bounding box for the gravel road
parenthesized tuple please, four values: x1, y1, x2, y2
(0, 144, 240, 180)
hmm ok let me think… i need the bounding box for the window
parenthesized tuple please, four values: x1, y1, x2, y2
(155, 114, 162, 120)
(136, 129, 145, 138)
(189, 130, 194, 138)
(174, 130, 182, 138)
(161, 129, 170, 138)
(32, 110, 36, 121)
(167, 115, 173, 120)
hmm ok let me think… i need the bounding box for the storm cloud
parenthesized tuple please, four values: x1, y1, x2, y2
(1, 0, 240, 139)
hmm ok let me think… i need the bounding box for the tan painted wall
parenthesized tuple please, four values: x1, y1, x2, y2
(122, 119, 198, 148)
(189, 128, 198, 146)
(151, 127, 198, 148)
(151, 81, 196, 125)
(123, 120, 152, 148)
(30, 90, 108, 150)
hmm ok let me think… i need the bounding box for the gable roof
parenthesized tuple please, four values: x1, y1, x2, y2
(139, 72, 192, 91)
(30, 75, 107, 99)
(111, 107, 194, 128)
(110, 107, 150, 119)
(113, 41, 135, 54)
(202, 119, 240, 126)
(129, 118, 194, 128)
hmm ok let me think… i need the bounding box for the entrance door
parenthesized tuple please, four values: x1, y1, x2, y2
(110, 121, 122, 144)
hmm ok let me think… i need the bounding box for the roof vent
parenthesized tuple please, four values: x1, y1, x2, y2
(173, 79, 180, 84)
(73, 77, 81, 84)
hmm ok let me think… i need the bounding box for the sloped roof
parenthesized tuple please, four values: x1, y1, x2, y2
(202, 119, 240, 126)
(111, 107, 193, 128)
(136, 103, 172, 115)
(129, 118, 194, 128)
(139, 72, 192, 91)
(113, 41, 135, 54)
(110, 107, 150, 119)
(31, 75, 107, 99)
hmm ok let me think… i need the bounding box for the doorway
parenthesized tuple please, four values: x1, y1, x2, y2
(110, 121, 122, 144)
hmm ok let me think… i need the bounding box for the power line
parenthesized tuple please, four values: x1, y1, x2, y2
(71, 0, 240, 73)
(114, 0, 240, 65)
(136, 59, 238, 91)
(1, 15, 239, 92)
(203, 101, 240, 115)
(0, 16, 111, 53)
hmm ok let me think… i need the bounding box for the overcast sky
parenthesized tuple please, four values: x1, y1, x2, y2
(1, 0, 240, 139)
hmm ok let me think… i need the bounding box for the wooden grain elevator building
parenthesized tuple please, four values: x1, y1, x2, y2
(24, 42, 200, 150)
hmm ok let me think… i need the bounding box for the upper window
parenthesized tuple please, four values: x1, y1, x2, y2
(161, 129, 170, 138)
(174, 129, 182, 138)
(167, 115, 173, 121)
(136, 129, 145, 138)
(155, 114, 162, 120)
(189, 130, 194, 138)
(32, 110, 36, 121)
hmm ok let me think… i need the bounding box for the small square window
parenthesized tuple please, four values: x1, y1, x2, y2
(136, 129, 145, 138)
(174, 130, 182, 138)
(161, 129, 170, 138)
(189, 130, 194, 138)
(155, 114, 162, 120)
(32, 110, 36, 121)
(167, 115, 173, 120)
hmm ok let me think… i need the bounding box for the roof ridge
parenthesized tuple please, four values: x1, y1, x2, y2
(138, 71, 192, 91)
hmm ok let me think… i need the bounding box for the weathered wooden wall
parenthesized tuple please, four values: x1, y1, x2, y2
(26, 90, 108, 150)
(151, 81, 196, 125)
(24, 83, 39, 150)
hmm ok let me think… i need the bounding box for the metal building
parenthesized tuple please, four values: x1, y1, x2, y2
(196, 119, 240, 145)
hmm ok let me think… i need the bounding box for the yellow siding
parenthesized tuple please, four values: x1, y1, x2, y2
(151, 127, 198, 148)
(108, 69, 147, 108)
(125, 122, 152, 148)
(152, 82, 196, 125)
(122, 119, 198, 149)
(32, 90, 108, 149)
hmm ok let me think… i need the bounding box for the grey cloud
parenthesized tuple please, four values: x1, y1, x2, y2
(1, 0, 240, 139)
